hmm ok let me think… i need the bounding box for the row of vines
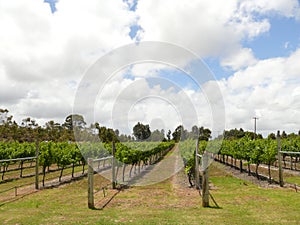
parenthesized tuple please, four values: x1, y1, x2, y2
(179, 136, 300, 184)
(0, 141, 175, 185)
(217, 137, 300, 181)
(111, 141, 175, 182)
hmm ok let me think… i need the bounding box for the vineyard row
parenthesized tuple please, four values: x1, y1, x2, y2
(179, 137, 300, 185)
(0, 141, 175, 186)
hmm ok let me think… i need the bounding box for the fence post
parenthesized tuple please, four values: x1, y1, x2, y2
(112, 141, 116, 189)
(202, 152, 209, 207)
(277, 131, 284, 187)
(88, 158, 94, 209)
(35, 139, 39, 190)
(195, 139, 200, 189)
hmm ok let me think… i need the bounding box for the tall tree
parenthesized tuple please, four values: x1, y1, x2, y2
(172, 125, 183, 142)
(63, 114, 86, 130)
(133, 122, 151, 141)
(167, 130, 171, 141)
(199, 126, 211, 141)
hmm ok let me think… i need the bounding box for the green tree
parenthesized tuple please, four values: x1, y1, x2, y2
(268, 133, 276, 140)
(133, 122, 151, 141)
(172, 125, 183, 142)
(166, 130, 171, 141)
(198, 126, 211, 141)
(97, 126, 118, 143)
(63, 114, 86, 130)
(281, 131, 288, 139)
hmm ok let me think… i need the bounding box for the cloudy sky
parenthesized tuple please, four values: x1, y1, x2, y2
(1, 0, 300, 137)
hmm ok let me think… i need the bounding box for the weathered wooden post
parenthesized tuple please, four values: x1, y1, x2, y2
(195, 139, 200, 189)
(88, 158, 94, 209)
(35, 139, 39, 190)
(240, 160, 243, 173)
(277, 131, 284, 187)
(202, 151, 209, 207)
(112, 141, 116, 189)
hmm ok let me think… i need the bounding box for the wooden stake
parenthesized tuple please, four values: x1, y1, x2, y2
(35, 139, 39, 190)
(195, 139, 200, 189)
(277, 131, 284, 187)
(88, 158, 94, 209)
(112, 141, 116, 189)
(202, 152, 209, 207)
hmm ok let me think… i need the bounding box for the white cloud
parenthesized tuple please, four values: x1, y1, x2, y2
(220, 48, 300, 135)
(221, 48, 258, 70)
(0, 0, 136, 124)
(1, 0, 300, 137)
(135, 0, 271, 66)
(135, 0, 300, 71)
(136, 0, 240, 57)
(92, 71, 211, 134)
(239, 0, 300, 18)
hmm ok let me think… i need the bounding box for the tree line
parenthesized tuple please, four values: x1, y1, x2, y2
(0, 109, 124, 143)
(217, 128, 300, 140)
(5, 108, 297, 144)
(0, 109, 214, 143)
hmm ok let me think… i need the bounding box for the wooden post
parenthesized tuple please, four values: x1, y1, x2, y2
(202, 152, 209, 207)
(195, 139, 200, 189)
(35, 139, 39, 190)
(277, 131, 284, 187)
(88, 158, 94, 209)
(240, 160, 243, 173)
(112, 141, 116, 189)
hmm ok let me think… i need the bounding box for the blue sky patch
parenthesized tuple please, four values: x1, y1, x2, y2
(44, 0, 58, 14)
(129, 24, 143, 40)
(244, 17, 300, 59)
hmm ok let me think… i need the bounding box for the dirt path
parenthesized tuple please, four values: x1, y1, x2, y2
(128, 144, 184, 186)
(94, 145, 186, 187)
(97, 145, 201, 209)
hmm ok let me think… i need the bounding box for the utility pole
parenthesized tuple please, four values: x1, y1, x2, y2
(253, 117, 259, 139)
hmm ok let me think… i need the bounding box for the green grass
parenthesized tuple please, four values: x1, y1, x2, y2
(284, 175, 300, 186)
(0, 163, 299, 225)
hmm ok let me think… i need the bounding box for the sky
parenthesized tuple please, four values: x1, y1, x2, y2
(0, 0, 300, 137)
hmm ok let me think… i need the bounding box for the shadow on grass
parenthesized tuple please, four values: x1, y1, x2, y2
(206, 205, 223, 209)
(92, 184, 129, 210)
(0, 190, 38, 207)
